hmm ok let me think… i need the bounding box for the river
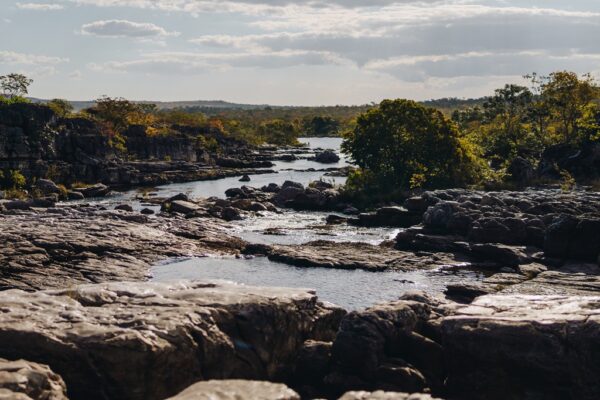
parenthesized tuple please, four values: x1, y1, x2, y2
(135, 138, 484, 310)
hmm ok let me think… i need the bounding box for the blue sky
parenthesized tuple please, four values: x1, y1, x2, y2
(1, 0, 599, 105)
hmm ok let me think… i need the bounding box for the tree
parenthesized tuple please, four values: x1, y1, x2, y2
(541, 71, 598, 143)
(89, 96, 140, 134)
(303, 116, 340, 137)
(342, 99, 483, 190)
(257, 120, 299, 145)
(47, 99, 73, 118)
(0, 73, 33, 98)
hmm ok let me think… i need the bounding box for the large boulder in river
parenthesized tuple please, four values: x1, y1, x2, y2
(0, 358, 68, 400)
(0, 281, 345, 400)
(314, 150, 340, 164)
(33, 179, 62, 196)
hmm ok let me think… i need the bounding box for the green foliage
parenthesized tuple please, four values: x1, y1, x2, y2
(302, 116, 340, 137)
(0, 95, 31, 105)
(343, 99, 484, 192)
(47, 99, 74, 118)
(0, 73, 33, 99)
(257, 119, 300, 146)
(0, 169, 26, 190)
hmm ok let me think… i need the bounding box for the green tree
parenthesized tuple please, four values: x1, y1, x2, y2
(541, 71, 598, 143)
(303, 116, 340, 137)
(257, 119, 299, 145)
(89, 96, 140, 134)
(342, 99, 483, 190)
(0, 73, 33, 99)
(47, 99, 73, 118)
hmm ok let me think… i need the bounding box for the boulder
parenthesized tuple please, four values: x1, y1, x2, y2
(170, 200, 200, 215)
(140, 208, 155, 215)
(222, 207, 243, 221)
(33, 179, 61, 196)
(66, 190, 84, 200)
(239, 174, 251, 182)
(167, 380, 300, 400)
(74, 183, 110, 198)
(0, 281, 345, 400)
(114, 204, 133, 212)
(314, 150, 340, 164)
(506, 157, 535, 185)
(0, 358, 68, 400)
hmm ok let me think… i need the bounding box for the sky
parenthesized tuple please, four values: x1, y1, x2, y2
(1, 0, 600, 105)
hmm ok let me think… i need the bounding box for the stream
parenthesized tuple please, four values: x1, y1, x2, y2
(89, 137, 484, 310)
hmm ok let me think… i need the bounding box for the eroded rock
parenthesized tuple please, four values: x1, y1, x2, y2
(0, 358, 68, 400)
(167, 380, 300, 400)
(0, 281, 345, 400)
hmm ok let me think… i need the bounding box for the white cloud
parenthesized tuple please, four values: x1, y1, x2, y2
(16, 3, 64, 10)
(81, 20, 179, 38)
(0, 50, 68, 65)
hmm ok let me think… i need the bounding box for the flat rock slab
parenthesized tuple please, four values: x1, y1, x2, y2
(0, 206, 246, 291)
(328, 292, 600, 400)
(268, 241, 471, 272)
(0, 280, 345, 400)
(167, 380, 300, 400)
(0, 358, 67, 400)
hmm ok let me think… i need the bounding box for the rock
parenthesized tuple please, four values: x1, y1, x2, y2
(327, 214, 348, 225)
(314, 150, 340, 164)
(545, 215, 600, 262)
(282, 181, 304, 190)
(311, 180, 334, 190)
(222, 207, 243, 221)
(273, 187, 304, 206)
(239, 174, 251, 182)
(507, 157, 535, 185)
(168, 193, 190, 202)
(170, 200, 200, 215)
(0, 206, 245, 291)
(261, 183, 281, 193)
(74, 183, 110, 198)
(167, 380, 300, 400)
(3, 200, 31, 210)
(269, 241, 469, 272)
(225, 188, 245, 198)
(66, 190, 84, 200)
(403, 197, 431, 214)
(0, 358, 68, 400)
(327, 292, 600, 400)
(0, 281, 344, 400)
(114, 204, 133, 212)
(33, 179, 61, 196)
(339, 392, 441, 400)
(249, 202, 268, 212)
(140, 208, 155, 215)
(351, 207, 422, 228)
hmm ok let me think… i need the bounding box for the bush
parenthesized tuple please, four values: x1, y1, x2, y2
(342, 99, 484, 193)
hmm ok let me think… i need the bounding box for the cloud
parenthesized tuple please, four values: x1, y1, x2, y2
(80, 20, 179, 38)
(0, 50, 68, 65)
(16, 3, 64, 10)
(88, 49, 346, 74)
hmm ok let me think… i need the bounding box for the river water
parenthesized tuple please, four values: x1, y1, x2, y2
(140, 138, 484, 310)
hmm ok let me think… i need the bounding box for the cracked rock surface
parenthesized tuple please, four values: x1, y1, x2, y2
(0, 206, 246, 291)
(326, 292, 600, 400)
(167, 380, 300, 400)
(0, 280, 345, 400)
(0, 358, 68, 400)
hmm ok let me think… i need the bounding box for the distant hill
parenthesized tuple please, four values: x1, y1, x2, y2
(29, 98, 271, 112)
(29, 97, 487, 114)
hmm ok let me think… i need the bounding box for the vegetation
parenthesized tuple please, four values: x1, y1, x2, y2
(343, 71, 600, 199)
(342, 99, 484, 193)
(0, 73, 32, 100)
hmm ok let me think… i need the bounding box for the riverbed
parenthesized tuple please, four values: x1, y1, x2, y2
(86, 137, 484, 310)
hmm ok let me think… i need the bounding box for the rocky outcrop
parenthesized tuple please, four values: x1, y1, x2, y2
(0, 281, 345, 400)
(0, 103, 273, 188)
(324, 292, 600, 400)
(0, 358, 68, 400)
(397, 189, 600, 263)
(167, 380, 300, 400)
(538, 142, 600, 181)
(262, 241, 473, 272)
(0, 205, 245, 291)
